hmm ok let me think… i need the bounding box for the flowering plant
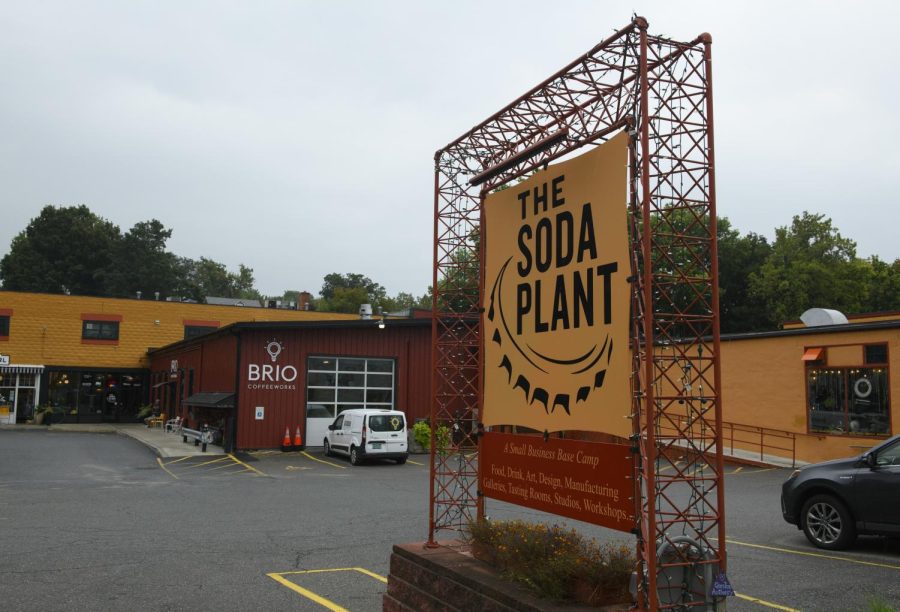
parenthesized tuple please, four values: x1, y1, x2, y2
(465, 519, 633, 605)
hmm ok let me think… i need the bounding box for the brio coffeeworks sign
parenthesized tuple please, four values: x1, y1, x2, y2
(246, 339, 297, 390)
(482, 131, 631, 437)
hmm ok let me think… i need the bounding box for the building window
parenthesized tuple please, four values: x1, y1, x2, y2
(0, 315, 9, 337)
(307, 356, 395, 419)
(184, 325, 217, 339)
(82, 320, 119, 341)
(807, 343, 890, 436)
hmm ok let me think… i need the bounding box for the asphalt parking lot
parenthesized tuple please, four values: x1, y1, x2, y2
(1, 430, 898, 611)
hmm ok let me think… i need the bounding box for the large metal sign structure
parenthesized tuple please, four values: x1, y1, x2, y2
(429, 17, 724, 610)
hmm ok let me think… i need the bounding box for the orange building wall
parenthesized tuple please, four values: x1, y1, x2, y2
(720, 327, 900, 463)
(0, 291, 357, 369)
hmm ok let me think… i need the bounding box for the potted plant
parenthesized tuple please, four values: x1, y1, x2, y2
(34, 404, 54, 426)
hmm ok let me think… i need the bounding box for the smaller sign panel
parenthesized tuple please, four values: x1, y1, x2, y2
(0, 354, 9, 366)
(710, 572, 734, 597)
(255, 406, 265, 420)
(480, 432, 634, 532)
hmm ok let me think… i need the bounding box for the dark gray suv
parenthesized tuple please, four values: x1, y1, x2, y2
(781, 434, 900, 550)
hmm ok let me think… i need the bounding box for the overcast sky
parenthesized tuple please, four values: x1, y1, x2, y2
(1, 1, 897, 299)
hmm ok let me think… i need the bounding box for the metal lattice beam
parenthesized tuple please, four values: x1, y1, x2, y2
(430, 17, 723, 610)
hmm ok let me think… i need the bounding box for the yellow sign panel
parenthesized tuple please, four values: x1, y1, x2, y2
(483, 131, 631, 436)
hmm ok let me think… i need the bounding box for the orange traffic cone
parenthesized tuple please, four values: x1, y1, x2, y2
(293, 426, 302, 449)
(281, 427, 292, 452)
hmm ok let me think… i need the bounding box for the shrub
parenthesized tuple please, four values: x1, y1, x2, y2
(412, 420, 431, 449)
(136, 405, 155, 420)
(465, 519, 633, 604)
(411, 420, 452, 454)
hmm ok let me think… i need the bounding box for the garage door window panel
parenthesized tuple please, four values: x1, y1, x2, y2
(307, 356, 396, 416)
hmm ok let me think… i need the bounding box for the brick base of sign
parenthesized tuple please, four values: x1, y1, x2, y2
(383, 541, 631, 611)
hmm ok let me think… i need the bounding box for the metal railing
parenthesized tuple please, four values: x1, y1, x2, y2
(660, 414, 797, 468)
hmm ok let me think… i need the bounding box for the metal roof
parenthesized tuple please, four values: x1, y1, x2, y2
(204, 296, 262, 308)
(184, 392, 235, 409)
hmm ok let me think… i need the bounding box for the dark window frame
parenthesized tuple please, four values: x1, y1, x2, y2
(806, 342, 891, 437)
(82, 320, 119, 341)
(184, 325, 217, 340)
(0, 315, 9, 337)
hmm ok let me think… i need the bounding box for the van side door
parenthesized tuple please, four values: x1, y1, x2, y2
(330, 414, 346, 451)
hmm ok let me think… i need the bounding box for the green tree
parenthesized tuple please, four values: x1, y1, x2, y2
(315, 273, 387, 313)
(317, 286, 371, 313)
(320, 273, 386, 303)
(0, 205, 119, 295)
(174, 258, 262, 302)
(749, 212, 868, 324)
(105, 220, 179, 298)
(862, 256, 900, 312)
(716, 219, 773, 333)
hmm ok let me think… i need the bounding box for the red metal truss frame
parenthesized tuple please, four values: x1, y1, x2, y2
(430, 17, 723, 610)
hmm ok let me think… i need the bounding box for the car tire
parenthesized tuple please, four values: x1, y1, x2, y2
(323, 439, 332, 457)
(396, 456, 407, 465)
(349, 445, 361, 466)
(801, 494, 856, 550)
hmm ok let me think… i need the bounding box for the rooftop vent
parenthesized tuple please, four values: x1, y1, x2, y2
(800, 308, 849, 327)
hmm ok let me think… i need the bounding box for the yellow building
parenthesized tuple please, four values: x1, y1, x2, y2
(0, 291, 356, 424)
(720, 312, 898, 464)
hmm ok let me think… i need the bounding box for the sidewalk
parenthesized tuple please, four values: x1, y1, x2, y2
(0, 422, 225, 458)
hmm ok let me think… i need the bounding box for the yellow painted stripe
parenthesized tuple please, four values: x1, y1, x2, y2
(189, 456, 231, 468)
(301, 451, 346, 469)
(201, 462, 247, 473)
(156, 457, 179, 480)
(227, 453, 267, 477)
(407, 459, 425, 466)
(732, 467, 744, 474)
(275, 567, 386, 581)
(352, 567, 387, 583)
(727, 538, 900, 570)
(267, 573, 348, 612)
(164, 456, 193, 465)
(734, 592, 799, 611)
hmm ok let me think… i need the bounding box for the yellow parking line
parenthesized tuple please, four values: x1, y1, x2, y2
(164, 456, 193, 465)
(189, 457, 231, 468)
(156, 457, 179, 480)
(267, 573, 347, 612)
(227, 453, 268, 477)
(734, 592, 798, 611)
(200, 461, 248, 473)
(407, 459, 425, 466)
(351, 567, 388, 583)
(301, 451, 346, 469)
(727, 538, 900, 570)
(732, 467, 743, 474)
(268, 567, 387, 609)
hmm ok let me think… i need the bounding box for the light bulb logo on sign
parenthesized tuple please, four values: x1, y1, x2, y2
(482, 131, 631, 437)
(247, 338, 297, 390)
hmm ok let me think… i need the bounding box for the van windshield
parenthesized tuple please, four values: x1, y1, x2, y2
(368, 414, 405, 432)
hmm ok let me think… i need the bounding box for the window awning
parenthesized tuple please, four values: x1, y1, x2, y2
(802, 347, 824, 361)
(0, 364, 45, 374)
(184, 393, 235, 409)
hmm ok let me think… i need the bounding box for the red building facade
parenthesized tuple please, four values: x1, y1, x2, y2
(148, 319, 432, 451)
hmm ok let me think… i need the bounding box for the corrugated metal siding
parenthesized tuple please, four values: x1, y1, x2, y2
(235, 324, 431, 450)
(148, 334, 237, 427)
(199, 334, 238, 392)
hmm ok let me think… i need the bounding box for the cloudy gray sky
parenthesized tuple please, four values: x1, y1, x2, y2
(1, 1, 897, 298)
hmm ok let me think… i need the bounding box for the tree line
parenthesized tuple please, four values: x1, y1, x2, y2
(0, 205, 896, 333)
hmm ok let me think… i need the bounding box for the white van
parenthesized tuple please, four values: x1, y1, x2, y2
(324, 408, 408, 465)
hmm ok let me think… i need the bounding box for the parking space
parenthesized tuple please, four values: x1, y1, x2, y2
(155, 453, 268, 480)
(268, 567, 387, 611)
